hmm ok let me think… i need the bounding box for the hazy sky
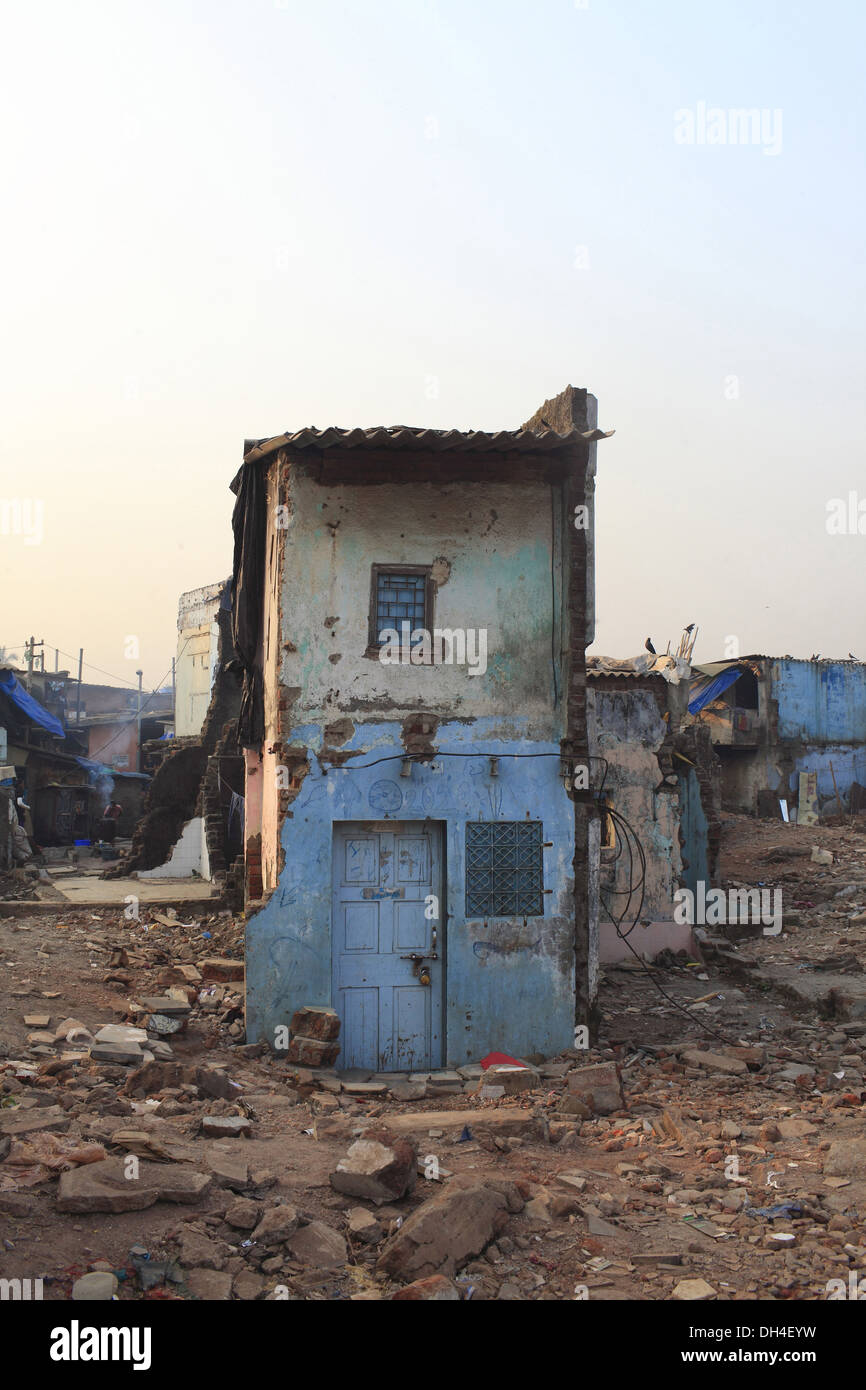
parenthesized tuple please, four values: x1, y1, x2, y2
(2, 0, 864, 691)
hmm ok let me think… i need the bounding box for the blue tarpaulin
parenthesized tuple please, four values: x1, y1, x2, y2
(688, 666, 743, 716)
(0, 672, 65, 737)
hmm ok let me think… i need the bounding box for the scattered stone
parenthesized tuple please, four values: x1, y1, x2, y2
(287, 1220, 348, 1269)
(57, 1158, 211, 1213)
(391, 1275, 460, 1300)
(824, 1137, 866, 1179)
(347, 1208, 384, 1244)
(680, 1049, 748, 1076)
(0, 1105, 70, 1137)
(199, 958, 244, 983)
(94, 1024, 148, 1045)
(72, 1272, 118, 1300)
(90, 1041, 146, 1065)
(225, 1197, 261, 1230)
(330, 1128, 417, 1205)
(673, 1278, 717, 1301)
(201, 1115, 251, 1138)
(289, 1005, 340, 1040)
(180, 1228, 226, 1270)
(566, 1062, 624, 1115)
(252, 1204, 300, 1245)
(483, 1065, 535, 1095)
(136, 997, 191, 1017)
(377, 1176, 517, 1280)
(209, 1152, 251, 1190)
(777, 1118, 818, 1139)
(388, 1081, 427, 1102)
(286, 1036, 340, 1067)
(185, 1268, 233, 1300)
(233, 1270, 265, 1300)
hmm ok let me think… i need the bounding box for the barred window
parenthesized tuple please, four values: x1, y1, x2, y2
(368, 565, 432, 651)
(466, 821, 544, 917)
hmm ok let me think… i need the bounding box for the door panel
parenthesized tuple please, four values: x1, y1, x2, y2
(332, 821, 443, 1072)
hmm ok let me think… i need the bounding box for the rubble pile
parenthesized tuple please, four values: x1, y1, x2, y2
(0, 814, 864, 1300)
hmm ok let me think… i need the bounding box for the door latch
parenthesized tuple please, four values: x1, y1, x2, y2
(400, 951, 437, 985)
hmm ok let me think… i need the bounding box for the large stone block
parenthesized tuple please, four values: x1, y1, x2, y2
(565, 1062, 624, 1115)
(289, 1005, 340, 1042)
(330, 1128, 417, 1206)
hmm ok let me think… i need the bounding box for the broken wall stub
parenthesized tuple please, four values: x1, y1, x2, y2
(237, 386, 606, 1063)
(589, 677, 683, 922)
(104, 605, 242, 880)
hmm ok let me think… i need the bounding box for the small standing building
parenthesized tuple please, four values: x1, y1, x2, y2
(231, 385, 612, 1068)
(688, 655, 866, 815)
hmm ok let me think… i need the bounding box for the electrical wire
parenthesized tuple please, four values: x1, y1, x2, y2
(599, 802, 739, 1047)
(66, 636, 192, 761)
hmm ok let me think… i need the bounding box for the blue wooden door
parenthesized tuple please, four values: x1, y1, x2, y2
(332, 822, 443, 1072)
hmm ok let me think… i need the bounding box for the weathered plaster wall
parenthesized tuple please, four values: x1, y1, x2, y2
(588, 685, 682, 917)
(278, 471, 564, 730)
(244, 717, 576, 1062)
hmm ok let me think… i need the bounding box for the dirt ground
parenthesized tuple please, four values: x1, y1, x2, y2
(1, 811, 865, 1302)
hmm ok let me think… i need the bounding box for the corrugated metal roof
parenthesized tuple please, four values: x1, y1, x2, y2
(242, 425, 613, 466)
(587, 667, 663, 681)
(706, 655, 864, 667)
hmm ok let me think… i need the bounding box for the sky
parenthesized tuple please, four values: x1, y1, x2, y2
(1, 0, 864, 690)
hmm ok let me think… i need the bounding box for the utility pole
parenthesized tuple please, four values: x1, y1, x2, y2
(25, 637, 44, 689)
(75, 649, 83, 725)
(136, 669, 143, 773)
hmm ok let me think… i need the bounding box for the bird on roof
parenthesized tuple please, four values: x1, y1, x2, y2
(850, 652, 858, 661)
(810, 653, 821, 661)
(645, 638, 656, 654)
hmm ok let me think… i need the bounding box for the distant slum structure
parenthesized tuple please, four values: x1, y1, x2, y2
(230, 384, 613, 1067)
(105, 579, 244, 898)
(587, 653, 721, 961)
(0, 666, 151, 850)
(175, 581, 230, 739)
(688, 656, 866, 820)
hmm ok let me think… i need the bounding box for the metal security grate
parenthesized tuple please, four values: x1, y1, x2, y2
(466, 821, 544, 917)
(376, 571, 427, 641)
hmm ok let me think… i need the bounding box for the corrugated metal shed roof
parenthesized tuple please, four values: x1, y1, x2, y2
(242, 425, 613, 466)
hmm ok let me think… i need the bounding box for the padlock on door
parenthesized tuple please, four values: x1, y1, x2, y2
(418, 965, 431, 987)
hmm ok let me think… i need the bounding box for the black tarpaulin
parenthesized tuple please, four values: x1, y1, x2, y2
(230, 460, 266, 748)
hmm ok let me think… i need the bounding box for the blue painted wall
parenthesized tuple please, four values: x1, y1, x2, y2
(245, 716, 576, 1064)
(774, 661, 866, 743)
